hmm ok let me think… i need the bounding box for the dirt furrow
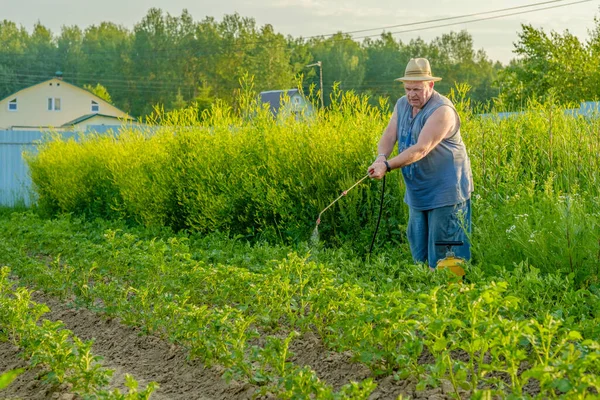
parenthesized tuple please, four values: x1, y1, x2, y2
(31, 293, 255, 400)
(2, 289, 451, 399)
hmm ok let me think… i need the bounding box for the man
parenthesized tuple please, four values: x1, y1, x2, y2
(368, 58, 473, 268)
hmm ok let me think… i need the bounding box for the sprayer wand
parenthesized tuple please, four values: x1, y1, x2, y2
(311, 174, 370, 243)
(315, 174, 369, 225)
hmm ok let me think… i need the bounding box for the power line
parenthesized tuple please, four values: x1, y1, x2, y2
(3, 69, 417, 91)
(309, 0, 575, 37)
(0, 0, 593, 101)
(0, 74, 494, 93)
(0, 0, 593, 61)
(8, 71, 192, 88)
(353, 0, 594, 40)
(0, 73, 266, 94)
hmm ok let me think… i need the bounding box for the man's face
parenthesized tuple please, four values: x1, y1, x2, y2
(404, 81, 434, 109)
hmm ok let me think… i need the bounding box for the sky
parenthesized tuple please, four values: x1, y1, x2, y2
(2, 0, 599, 64)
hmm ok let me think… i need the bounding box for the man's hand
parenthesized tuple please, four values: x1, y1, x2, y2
(368, 160, 387, 180)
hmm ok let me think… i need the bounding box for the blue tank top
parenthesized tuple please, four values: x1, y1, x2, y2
(396, 91, 473, 210)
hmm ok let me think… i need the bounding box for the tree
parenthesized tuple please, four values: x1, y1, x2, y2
(132, 8, 197, 116)
(0, 64, 19, 99)
(499, 24, 590, 109)
(308, 33, 367, 104)
(0, 11, 509, 117)
(57, 26, 84, 84)
(82, 22, 132, 111)
(362, 33, 409, 105)
(586, 15, 600, 99)
(245, 24, 295, 92)
(170, 88, 187, 110)
(193, 81, 216, 114)
(83, 83, 112, 103)
(0, 20, 30, 98)
(27, 22, 58, 78)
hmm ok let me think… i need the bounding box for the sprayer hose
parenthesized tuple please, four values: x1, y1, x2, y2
(368, 175, 386, 254)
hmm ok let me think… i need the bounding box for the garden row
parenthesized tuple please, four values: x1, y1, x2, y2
(0, 266, 157, 399)
(0, 212, 599, 398)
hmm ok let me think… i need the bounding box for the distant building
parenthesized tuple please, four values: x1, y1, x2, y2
(0, 72, 134, 131)
(259, 89, 314, 119)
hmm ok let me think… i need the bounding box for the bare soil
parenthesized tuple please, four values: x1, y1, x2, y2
(0, 340, 76, 400)
(1, 291, 461, 399)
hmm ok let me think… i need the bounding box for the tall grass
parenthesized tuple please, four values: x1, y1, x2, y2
(26, 84, 404, 248)
(24, 84, 600, 282)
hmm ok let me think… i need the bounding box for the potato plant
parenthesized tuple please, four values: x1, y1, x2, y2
(1, 214, 599, 398)
(0, 266, 157, 399)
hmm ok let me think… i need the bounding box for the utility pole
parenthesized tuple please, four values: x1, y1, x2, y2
(306, 61, 324, 109)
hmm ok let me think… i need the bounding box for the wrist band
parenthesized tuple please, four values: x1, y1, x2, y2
(384, 160, 391, 172)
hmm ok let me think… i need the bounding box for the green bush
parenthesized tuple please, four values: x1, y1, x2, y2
(24, 87, 600, 279)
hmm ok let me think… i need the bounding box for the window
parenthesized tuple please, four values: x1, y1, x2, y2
(47, 98, 61, 111)
(91, 100, 99, 113)
(8, 98, 17, 111)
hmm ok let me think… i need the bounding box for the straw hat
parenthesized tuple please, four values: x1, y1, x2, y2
(395, 58, 442, 82)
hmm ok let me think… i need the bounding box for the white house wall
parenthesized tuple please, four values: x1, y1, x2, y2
(0, 79, 130, 130)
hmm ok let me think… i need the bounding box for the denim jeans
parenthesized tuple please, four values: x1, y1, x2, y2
(407, 200, 471, 268)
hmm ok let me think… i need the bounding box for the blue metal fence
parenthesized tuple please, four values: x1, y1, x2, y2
(480, 101, 600, 120)
(0, 130, 44, 206)
(0, 127, 120, 207)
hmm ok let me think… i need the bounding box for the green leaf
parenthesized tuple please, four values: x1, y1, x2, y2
(395, 370, 410, 380)
(567, 331, 582, 341)
(553, 378, 572, 393)
(0, 368, 25, 390)
(432, 337, 448, 352)
(451, 319, 465, 328)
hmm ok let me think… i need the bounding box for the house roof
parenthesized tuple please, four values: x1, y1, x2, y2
(61, 113, 133, 127)
(260, 89, 301, 115)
